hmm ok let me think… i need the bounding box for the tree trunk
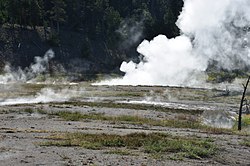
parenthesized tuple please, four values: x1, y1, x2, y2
(43, 19, 47, 40)
(238, 76, 250, 130)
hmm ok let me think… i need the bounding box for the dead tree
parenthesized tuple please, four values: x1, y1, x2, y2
(238, 76, 250, 130)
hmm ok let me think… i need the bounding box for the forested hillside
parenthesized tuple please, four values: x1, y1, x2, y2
(0, 0, 183, 75)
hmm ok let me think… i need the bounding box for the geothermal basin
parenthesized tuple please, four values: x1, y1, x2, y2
(0, 81, 249, 165)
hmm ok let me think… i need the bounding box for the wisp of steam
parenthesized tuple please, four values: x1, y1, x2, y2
(95, 0, 250, 87)
(0, 49, 54, 84)
(0, 87, 85, 106)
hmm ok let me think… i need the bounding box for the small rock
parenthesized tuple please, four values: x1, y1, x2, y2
(20, 160, 29, 163)
(25, 155, 34, 158)
(88, 161, 94, 164)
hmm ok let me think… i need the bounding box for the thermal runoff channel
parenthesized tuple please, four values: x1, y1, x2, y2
(95, 0, 250, 87)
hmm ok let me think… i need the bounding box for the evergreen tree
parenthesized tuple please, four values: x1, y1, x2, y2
(103, 6, 121, 36)
(0, 0, 7, 24)
(29, 0, 43, 29)
(1, 0, 183, 43)
(6, 0, 20, 26)
(49, 0, 67, 33)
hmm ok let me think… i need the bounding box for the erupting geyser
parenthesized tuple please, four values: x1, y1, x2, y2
(95, 0, 250, 87)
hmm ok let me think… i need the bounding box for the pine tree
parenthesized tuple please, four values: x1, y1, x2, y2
(0, 0, 7, 24)
(6, 0, 20, 27)
(29, 0, 43, 29)
(50, 0, 67, 33)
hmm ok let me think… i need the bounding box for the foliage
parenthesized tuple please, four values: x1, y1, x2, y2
(49, 0, 67, 33)
(207, 70, 247, 83)
(0, 0, 7, 24)
(47, 33, 60, 46)
(0, 0, 183, 41)
(242, 115, 250, 127)
(41, 132, 217, 159)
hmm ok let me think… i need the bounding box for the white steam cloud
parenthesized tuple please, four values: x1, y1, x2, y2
(0, 87, 85, 106)
(118, 19, 144, 49)
(95, 0, 250, 87)
(0, 49, 54, 84)
(202, 110, 236, 129)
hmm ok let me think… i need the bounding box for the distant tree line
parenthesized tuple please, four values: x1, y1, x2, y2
(0, 0, 183, 41)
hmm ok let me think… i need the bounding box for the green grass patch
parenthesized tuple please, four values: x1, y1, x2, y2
(37, 109, 47, 114)
(22, 108, 34, 114)
(41, 132, 217, 160)
(203, 127, 235, 135)
(22, 83, 46, 90)
(242, 115, 250, 127)
(53, 111, 204, 129)
(232, 114, 250, 131)
(207, 70, 247, 83)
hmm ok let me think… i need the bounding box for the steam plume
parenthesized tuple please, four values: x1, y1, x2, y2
(118, 19, 144, 49)
(95, 0, 250, 86)
(0, 87, 85, 106)
(0, 49, 54, 84)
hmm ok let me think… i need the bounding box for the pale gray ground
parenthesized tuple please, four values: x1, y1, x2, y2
(0, 84, 249, 166)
